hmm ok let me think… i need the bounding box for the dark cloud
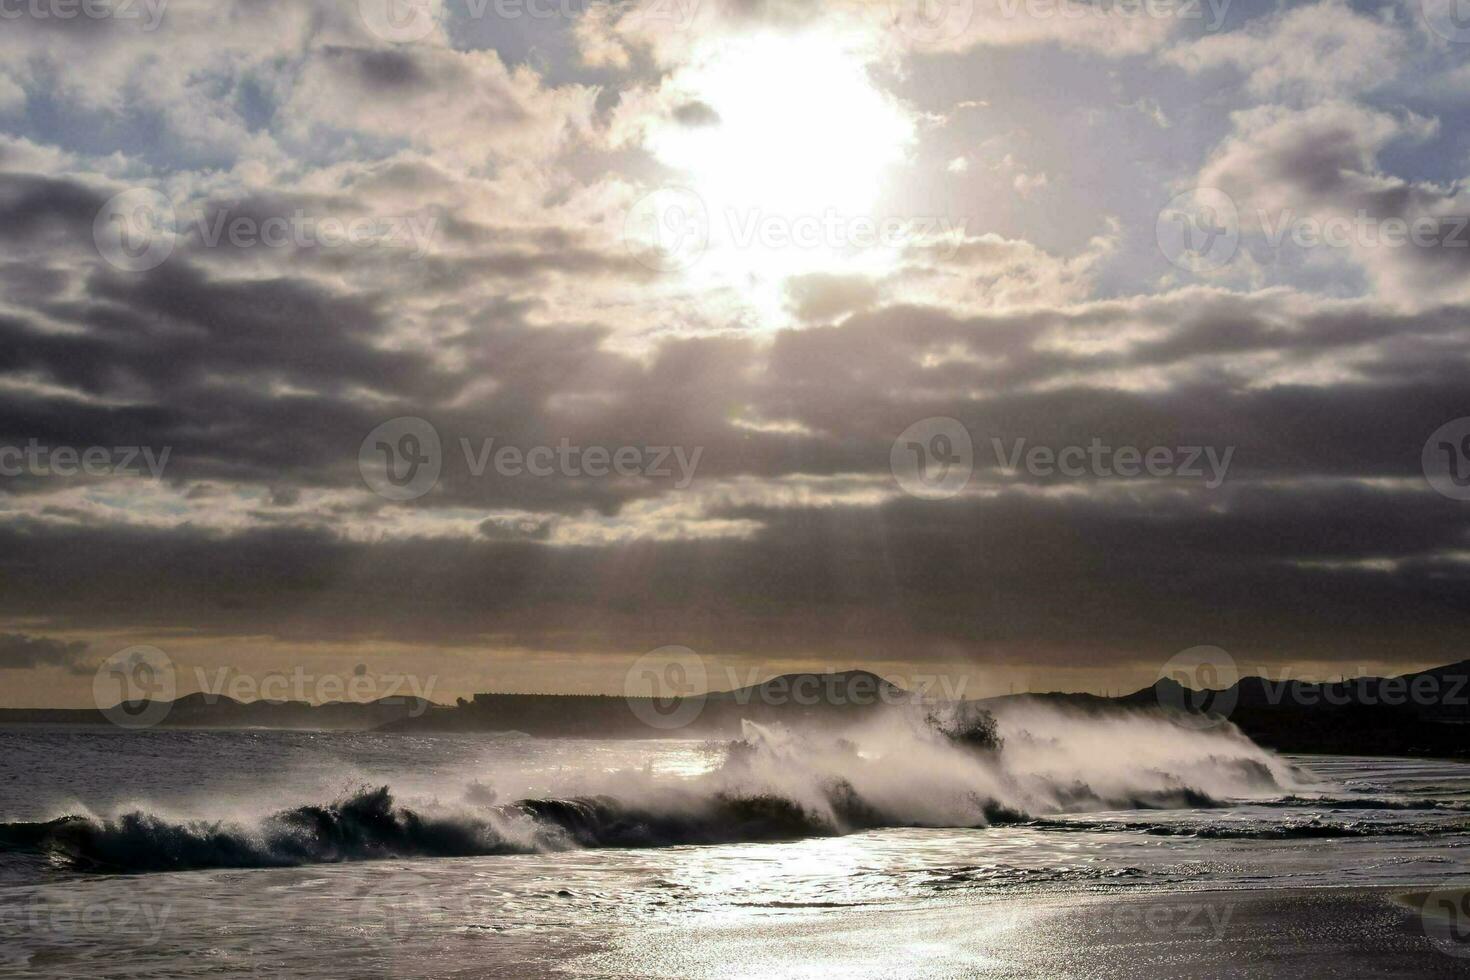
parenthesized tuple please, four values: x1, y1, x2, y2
(0, 470, 1467, 671)
(0, 633, 91, 673)
(322, 46, 432, 92)
(0, 172, 107, 250)
(672, 101, 721, 126)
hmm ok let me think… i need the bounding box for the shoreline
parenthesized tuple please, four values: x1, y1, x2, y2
(5, 722, 1470, 767)
(569, 885, 1469, 979)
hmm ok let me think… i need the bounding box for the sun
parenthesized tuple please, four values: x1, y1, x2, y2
(654, 32, 914, 218)
(646, 31, 917, 285)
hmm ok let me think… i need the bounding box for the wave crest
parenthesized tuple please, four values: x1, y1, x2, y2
(3, 702, 1311, 873)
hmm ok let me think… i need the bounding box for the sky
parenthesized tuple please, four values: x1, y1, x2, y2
(2, 0, 1470, 707)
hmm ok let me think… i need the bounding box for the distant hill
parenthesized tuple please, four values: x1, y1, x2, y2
(6, 661, 1470, 760)
(988, 660, 1470, 760)
(0, 670, 913, 736)
(0, 692, 435, 731)
(1121, 661, 1470, 759)
(387, 660, 1470, 760)
(383, 670, 918, 737)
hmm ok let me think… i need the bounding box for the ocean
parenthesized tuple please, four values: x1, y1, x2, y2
(3, 703, 1469, 977)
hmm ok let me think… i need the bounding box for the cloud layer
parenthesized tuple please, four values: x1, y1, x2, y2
(2, 0, 1469, 703)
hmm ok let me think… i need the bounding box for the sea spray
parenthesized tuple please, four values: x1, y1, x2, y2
(985, 700, 1309, 812)
(1, 704, 1312, 873)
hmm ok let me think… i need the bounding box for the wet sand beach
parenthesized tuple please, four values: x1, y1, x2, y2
(574, 887, 1467, 980)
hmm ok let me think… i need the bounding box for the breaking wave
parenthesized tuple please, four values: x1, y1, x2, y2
(10, 786, 856, 873)
(1, 702, 1321, 874)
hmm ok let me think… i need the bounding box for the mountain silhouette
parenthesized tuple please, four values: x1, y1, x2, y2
(5, 661, 1468, 759)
